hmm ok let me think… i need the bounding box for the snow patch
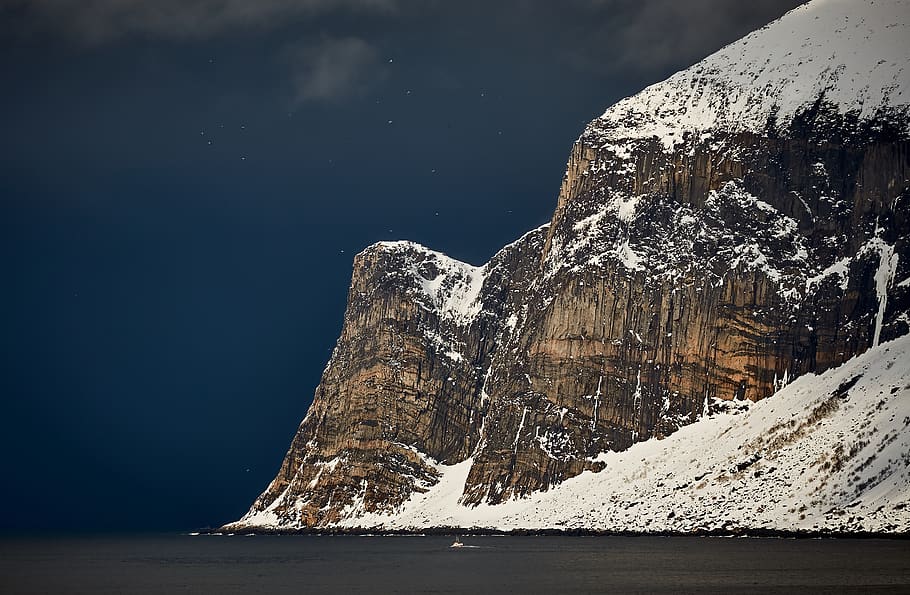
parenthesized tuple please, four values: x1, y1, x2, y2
(371, 241, 486, 326)
(870, 238, 899, 347)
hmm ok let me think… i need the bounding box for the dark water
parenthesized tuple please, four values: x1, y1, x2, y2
(2, 535, 909, 594)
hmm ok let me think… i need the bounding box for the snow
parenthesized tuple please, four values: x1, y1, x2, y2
(234, 495, 287, 529)
(592, 0, 910, 152)
(614, 194, 641, 223)
(615, 238, 643, 271)
(591, 374, 603, 429)
(373, 240, 486, 326)
(423, 328, 467, 362)
(707, 182, 808, 297)
(560, 177, 822, 299)
(307, 456, 344, 489)
(630, 368, 643, 441)
(804, 255, 852, 292)
(336, 334, 910, 533)
(417, 260, 485, 325)
(535, 426, 574, 461)
(869, 237, 900, 347)
(514, 408, 528, 452)
(554, 175, 820, 292)
(562, 196, 648, 273)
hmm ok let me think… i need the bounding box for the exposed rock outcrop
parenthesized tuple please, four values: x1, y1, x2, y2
(226, 0, 910, 530)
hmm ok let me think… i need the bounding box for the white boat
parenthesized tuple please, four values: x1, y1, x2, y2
(450, 536, 464, 548)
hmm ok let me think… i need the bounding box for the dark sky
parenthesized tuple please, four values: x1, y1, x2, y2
(0, 0, 804, 533)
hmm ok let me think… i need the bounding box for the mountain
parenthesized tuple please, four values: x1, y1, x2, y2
(336, 333, 910, 533)
(225, 0, 910, 532)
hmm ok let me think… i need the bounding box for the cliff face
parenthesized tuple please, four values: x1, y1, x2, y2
(235, 229, 550, 527)
(227, 0, 910, 529)
(464, 120, 909, 506)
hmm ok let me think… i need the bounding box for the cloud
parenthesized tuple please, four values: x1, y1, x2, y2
(3, 0, 398, 43)
(562, 0, 804, 76)
(1, 0, 807, 103)
(286, 37, 382, 104)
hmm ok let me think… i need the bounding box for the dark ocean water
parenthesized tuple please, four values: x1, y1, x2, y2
(1, 534, 908, 594)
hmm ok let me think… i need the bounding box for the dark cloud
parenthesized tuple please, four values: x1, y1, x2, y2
(286, 37, 383, 104)
(2, 0, 398, 43)
(1, 0, 806, 87)
(561, 0, 805, 76)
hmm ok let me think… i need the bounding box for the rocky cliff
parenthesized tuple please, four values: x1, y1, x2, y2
(226, 0, 910, 530)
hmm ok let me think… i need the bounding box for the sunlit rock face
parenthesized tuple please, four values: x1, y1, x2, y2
(227, 0, 910, 529)
(227, 231, 550, 527)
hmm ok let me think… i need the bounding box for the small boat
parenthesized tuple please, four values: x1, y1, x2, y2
(450, 536, 464, 548)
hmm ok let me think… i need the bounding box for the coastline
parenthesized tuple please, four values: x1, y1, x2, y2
(202, 526, 910, 539)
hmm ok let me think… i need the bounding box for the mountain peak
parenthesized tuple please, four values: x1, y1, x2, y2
(360, 240, 486, 326)
(593, 0, 910, 151)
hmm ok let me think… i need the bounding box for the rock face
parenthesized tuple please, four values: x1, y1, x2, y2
(226, 0, 910, 530)
(235, 232, 551, 526)
(334, 333, 910, 534)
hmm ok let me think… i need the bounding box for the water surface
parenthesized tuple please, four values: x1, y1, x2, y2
(2, 534, 908, 593)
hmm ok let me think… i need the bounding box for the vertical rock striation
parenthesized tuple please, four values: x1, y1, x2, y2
(227, 0, 910, 529)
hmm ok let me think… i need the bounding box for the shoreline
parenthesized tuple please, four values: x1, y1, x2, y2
(202, 526, 910, 539)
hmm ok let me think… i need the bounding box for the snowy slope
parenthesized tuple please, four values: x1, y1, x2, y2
(592, 0, 910, 151)
(344, 334, 910, 533)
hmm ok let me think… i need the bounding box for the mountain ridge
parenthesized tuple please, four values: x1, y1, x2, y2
(591, 0, 910, 151)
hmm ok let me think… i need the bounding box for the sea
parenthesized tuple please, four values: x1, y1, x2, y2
(1, 534, 909, 594)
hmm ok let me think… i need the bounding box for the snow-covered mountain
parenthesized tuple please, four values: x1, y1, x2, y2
(225, 0, 910, 533)
(336, 334, 910, 533)
(593, 0, 909, 151)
